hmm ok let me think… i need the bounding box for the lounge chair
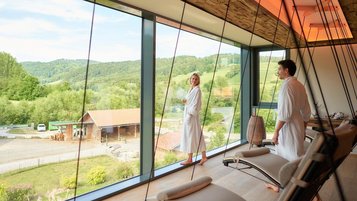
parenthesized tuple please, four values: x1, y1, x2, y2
(148, 121, 357, 201)
(228, 121, 356, 189)
(278, 121, 357, 200)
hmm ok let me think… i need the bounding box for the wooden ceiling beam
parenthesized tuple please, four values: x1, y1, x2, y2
(294, 5, 339, 16)
(310, 20, 346, 28)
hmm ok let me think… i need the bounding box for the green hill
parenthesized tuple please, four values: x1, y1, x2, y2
(21, 54, 241, 90)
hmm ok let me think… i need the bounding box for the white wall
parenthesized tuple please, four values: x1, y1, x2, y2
(291, 44, 357, 119)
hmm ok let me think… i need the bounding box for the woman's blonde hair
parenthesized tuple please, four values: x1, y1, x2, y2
(190, 73, 200, 85)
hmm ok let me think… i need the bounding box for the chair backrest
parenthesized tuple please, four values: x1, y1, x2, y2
(278, 121, 357, 201)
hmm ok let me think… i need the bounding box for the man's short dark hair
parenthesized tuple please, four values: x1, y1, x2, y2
(278, 59, 297, 76)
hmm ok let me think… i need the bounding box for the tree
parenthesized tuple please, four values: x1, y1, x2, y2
(30, 90, 85, 125)
(208, 124, 226, 150)
(0, 52, 44, 101)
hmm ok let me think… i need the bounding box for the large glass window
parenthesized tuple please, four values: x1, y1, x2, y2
(255, 50, 285, 137)
(155, 22, 241, 169)
(0, 1, 141, 200)
(1, 0, 247, 199)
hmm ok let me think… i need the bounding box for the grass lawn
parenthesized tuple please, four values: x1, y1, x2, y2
(7, 128, 38, 134)
(0, 155, 139, 200)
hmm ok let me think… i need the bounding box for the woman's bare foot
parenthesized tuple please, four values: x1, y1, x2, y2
(180, 160, 192, 165)
(199, 158, 207, 165)
(312, 194, 322, 201)
(265, 183, 279, 192)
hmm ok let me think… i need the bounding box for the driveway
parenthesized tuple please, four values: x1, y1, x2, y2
(0, 138, 106, 173)
(0, 128, 53, 139)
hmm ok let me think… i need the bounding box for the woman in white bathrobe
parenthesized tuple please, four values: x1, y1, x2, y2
(268, 59, 311, 192)
(180, 73, 207, 165)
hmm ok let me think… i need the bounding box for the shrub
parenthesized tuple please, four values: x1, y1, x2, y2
(134, 160, 140, 174)
(154, 160, 165, 169)
(6, 184, 34, 201)
(0, 185, 8, 201)
(116, 163, 134, 180)
(163, 152, 178, 165)
(87, 166, 106, 185)
(60, 175, 77, 189)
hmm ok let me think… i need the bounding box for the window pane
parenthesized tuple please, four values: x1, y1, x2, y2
(0, 1, 141, 200)
(256, 108, 277, 137)
(155, 22, 241, 169)
(206, 44, 241, 151)
(79, 3, 141, 196)
(256, 50, 286, 138)
(258, 50, 285, 103)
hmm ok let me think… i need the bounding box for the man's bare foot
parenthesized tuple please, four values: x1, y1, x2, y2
(265, 183, 279, 192)
(180, 160, 192, 165)
(199, 158, 207, 165)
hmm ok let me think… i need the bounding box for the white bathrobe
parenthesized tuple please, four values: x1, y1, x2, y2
(180, 86, 206, 153)
(275, 77, 311, 161)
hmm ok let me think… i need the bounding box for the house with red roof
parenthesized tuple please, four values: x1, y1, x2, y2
(80, 108, 140, 142)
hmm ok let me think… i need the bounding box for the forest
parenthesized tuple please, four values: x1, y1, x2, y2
(0, 51, 278, 133)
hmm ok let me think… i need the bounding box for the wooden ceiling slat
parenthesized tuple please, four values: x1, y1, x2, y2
(186, 0, 355, 48)
(186, 0, 305, 48)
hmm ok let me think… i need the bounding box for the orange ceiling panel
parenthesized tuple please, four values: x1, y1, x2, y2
(255, 0, 353, 42)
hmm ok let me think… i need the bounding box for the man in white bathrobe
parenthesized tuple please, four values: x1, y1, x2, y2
(267, 59, 311, 193)
(180, 73, 208, 166)
(272, 59, 311, 161)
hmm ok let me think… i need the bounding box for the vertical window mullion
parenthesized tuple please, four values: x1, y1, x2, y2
(240, 45, 252, 142)
(140, 12, 156, 179)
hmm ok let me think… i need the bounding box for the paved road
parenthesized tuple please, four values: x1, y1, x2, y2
(0, 138, 101, 164)
(0, 128, 53, 139)
(0, 129, 140, 174)
(0, 127, 105, 173)
(0, 138, 107, 173)
(0, 146, 106, 174)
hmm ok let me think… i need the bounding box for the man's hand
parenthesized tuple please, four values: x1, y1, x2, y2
(272, 131, 279, 145)
(273, 121, 285, 145)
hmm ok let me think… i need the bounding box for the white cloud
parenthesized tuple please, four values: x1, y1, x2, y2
(157, 31, 240, 58)
(0, 0, 111, 62)
(0, 35, 89, 62)
(0, 17, 71, 37)
(0, 0, 240, 62)
(90, 43, 141, 62)
(1, 0, 94, 21)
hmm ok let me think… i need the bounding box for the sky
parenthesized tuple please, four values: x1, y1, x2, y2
(0, 0, 240, 63)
